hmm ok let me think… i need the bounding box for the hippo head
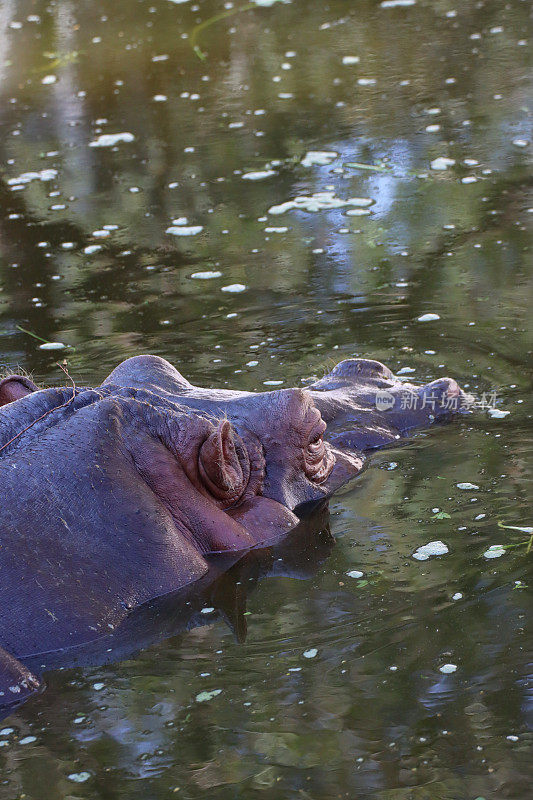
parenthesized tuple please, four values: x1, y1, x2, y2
(100, 354, 469, 515)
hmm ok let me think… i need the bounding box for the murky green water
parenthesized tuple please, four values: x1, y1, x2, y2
(0, 0, 531, 797)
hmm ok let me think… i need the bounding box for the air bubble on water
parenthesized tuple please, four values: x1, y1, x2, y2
(457, 482, 479, 490)
(425, 124, 441, 133)
(41, 75, 56, 85)
(153, 94, 167, 102)
(265, 226, 288, 233)
(342, 56, 360, 65)
(357, 78, 376, 86)
(84, 245, 102, 254)
(346, 570, 364, 578)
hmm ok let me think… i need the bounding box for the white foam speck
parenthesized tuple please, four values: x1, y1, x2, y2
(457, 482, 479, 490)
(439, 663, 457, 674)
(166, 225, 203, 236)
(346, 570, 364, 578)
(68, 772, 91, 783)
(7, 169, 57, 186)
(342, 56, 360, 65)
(452, 592, 463, 601)
(303, 648, 318, 659)
(89, 132, 135, 148)
(484, 544, 505, 559)
(413, 541, 449, 560)
(488, 408, 510, 418)
(301, 151, 338, 167)
(417, 313, 440, 322)
(242, 170, 276, 180)
(38, 342, 66, 351)
(190, 271, 222, 279)
(430, 157, 456, 170)
(41, 75, 57, 85)
(269, 192, 373, 215)
(84, 245, 102, 254)
(221, 283, 246, 293)
(381, 0, 416, 6)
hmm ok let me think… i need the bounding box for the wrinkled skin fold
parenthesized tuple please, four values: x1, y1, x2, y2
(0, 355, 469, 710)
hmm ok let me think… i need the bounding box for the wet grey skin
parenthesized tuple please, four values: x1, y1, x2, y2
(0, 355, 468, 709)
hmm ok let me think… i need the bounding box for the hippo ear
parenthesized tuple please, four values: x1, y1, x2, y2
(198, 420, 251, 504)
(0, 375, 39, 407)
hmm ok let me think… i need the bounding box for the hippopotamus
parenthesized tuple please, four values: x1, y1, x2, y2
(0, 355, 467, 711)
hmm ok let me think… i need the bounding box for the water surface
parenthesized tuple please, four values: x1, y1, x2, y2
(0, 0, 531, 797)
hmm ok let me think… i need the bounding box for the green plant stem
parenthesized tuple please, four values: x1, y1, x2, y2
(190, 3, 256, 60)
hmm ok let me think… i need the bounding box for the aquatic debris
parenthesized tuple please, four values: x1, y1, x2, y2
(190, 271, 222, 279)
(457, 482, 479, 490)
(346, 570, 364, 578)
(242, 170, 276, 180)
(452, 592, 463, 600)
(344, 161, 392, 173)
(439, 663, 457, 674)
(487, 408, 510, 419)
(166, 225, 203, 236)
(300, 151, 338, 167)
(430, 157, 456, 171)
(7, 169, 57, 186)
(16, 326, 73, 351)
(38, 342, 66, 351)
(484, 545, 505, 559)
(221, 284, 246, 293)
(190, 1, 286, 60)
(303, 648, 318, 659)
(497, 522, 533, 535)
(68, 773, 91, 783)
(195, 689, 222, 703)
(89, 132, 135, 148)
(417, 313, 440, 322)
(268, 192, 373, 215)
(412, 541, 449, 561)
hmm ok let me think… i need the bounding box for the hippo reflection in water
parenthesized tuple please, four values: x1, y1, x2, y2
(0, 355, 468, 710)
